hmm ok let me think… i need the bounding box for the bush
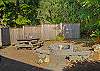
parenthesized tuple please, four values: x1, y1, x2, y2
(56, 35, 64, 41)
(80, 23, 100, 38)
(90, 29, 100, 44)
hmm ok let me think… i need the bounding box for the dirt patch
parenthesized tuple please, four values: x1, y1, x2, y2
(0, 40, 96, 71)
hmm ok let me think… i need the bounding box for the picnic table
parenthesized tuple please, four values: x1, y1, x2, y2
(16, 38, 44, 50)
(16, 39, 32, 50)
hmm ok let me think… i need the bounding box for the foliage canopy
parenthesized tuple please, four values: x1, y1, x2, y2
(0, 0, 100, 39)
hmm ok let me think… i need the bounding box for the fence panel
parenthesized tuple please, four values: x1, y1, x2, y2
(10, 28, 18, 44)
(63, 24, 80, 39)
(10, 24, 80, 44)
(41, 24, 59, 40)
(24, 26, 41, 38)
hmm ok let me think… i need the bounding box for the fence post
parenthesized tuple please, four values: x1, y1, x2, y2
(23, 26, 25, 39)
(41, 24, 43, 40)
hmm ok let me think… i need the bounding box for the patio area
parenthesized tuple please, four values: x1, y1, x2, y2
(0, 40, 96, 71)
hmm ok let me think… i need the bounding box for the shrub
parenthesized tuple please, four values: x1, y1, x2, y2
(56, 35, 64, 41)
(80, 23, 97, 38)
(90, 29, 100, 44)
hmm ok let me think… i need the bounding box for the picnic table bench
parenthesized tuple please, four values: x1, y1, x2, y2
(16, 38, 44, 50)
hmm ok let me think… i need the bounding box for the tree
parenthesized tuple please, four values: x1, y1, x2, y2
(0, 0, 40, 27)
(38, 0, 64, 24)
(0, 0, 17, 26)
(18, 0, 40, 25)
(15, 15, 31, 26)
(37, 0, 82, 24)
(79, 0, 100, 38)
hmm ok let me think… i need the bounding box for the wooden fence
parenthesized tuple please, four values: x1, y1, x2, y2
(63, 24, 80, 39)
(10, 26, 41, 44)
(10, 24, 80, 44)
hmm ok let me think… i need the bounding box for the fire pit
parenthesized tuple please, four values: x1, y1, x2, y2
(48, 43, 91, 60)
(48, 43, 74, 55)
